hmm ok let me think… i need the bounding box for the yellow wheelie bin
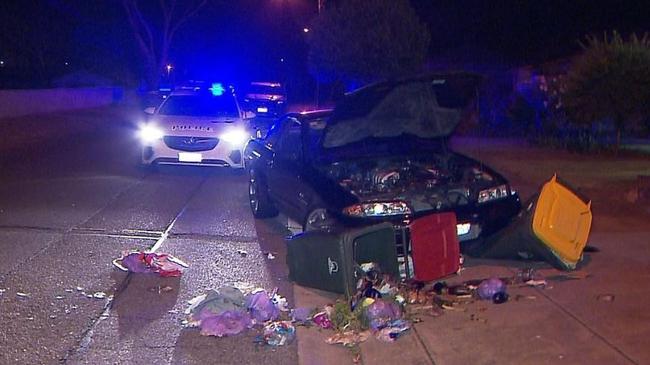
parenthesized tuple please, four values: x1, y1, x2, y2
(480, 174, 593, 270)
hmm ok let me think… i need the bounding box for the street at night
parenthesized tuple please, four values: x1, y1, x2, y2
(1, 106, 649, 364)
(1, 1, 650, 364)
(0, 108, 297, 363)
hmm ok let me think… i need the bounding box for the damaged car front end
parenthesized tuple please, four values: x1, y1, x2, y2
(244, 73, 520, 250)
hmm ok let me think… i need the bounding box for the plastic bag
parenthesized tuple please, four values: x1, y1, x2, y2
(246, 290, 280, 323)
(262, 321, 296, 346)
(477, 277, 507, 300)
(113, 251, 188, 277)
(365, 299, 402, 331)
(200, 310, 252, 337)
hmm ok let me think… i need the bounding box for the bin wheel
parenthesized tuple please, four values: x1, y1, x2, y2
(249, 170, 278, 218)
(303, 208, 337, 232)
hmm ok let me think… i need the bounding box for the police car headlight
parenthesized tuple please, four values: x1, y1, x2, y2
(138, 124, 164, 143)
(221, 129, 249, 146)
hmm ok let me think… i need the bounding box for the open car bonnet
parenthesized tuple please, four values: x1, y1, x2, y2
(322, 73, 481, 149)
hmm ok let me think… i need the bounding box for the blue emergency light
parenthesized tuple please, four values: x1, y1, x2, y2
(210, 83, 225, 96)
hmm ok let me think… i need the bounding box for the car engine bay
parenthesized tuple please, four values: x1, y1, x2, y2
(321, 154, 501, 212)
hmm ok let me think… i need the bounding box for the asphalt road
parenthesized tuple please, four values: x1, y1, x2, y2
(0, 109, 297, 364)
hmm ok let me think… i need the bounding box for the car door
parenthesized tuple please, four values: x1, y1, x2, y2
(266, 117, 310, 221)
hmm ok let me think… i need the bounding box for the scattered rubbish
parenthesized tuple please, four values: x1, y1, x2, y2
(186, 287, 246, 327)
(113, 251, 188, 277)
(266, 252, 276, 260)
(325, 330, 371, 347)
(448, 285, 472, 298)
(148, 285, 174, 294)
(597, 294, 615, 302)
(246, 289, 280, 323)
(375, 319, 411, 342)
(291, 307, 312, 323)
(313, 311, 333, 329)
(237, 249, 248, 257)
(232, 281, 256, 293)
(366, 299, 402, 331)
(185, 285, 296, 342)
(492, 292, 509, 304)
(16, 292, 30, 298)
(525, 279, 547, 288)
(0, 288, 6, 296)
(271, 293, 289, 312)
(93, 292, 107, 299)
(262, 321, 296, 346)
(477, 278, 507, 300)
(200, 310, 252, 337)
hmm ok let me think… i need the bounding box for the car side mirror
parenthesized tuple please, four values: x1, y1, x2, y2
(244, 111, 256, 119)
(144, 107, 155, 115)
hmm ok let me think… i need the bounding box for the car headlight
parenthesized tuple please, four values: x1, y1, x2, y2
(342, 201, 411, 217)
(456, 222, 471, 235)
(138, 124, 164, 143)
(220, 129, 249, 146)
(478, 184, 509, 204)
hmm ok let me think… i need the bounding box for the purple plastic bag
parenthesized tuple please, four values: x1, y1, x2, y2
(477, 277, 507, 300)
(200, 310, 252, 337)
(246, 290, 279, 323)
(291, 307, 312, 323)
(365, 299, 402, 331)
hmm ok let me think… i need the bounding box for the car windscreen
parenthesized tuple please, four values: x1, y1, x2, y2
(247, 85, 284, 96)
(158, 94, 239, 117)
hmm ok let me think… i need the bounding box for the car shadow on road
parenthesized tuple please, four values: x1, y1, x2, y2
(152, 165, 246, 178)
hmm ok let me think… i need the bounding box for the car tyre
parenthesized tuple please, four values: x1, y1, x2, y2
(249, 169, 278, 218)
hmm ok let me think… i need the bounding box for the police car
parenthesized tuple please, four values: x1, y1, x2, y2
(139, 83, 253, 169)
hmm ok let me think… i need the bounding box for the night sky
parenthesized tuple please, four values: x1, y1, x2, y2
(0, 0, 648, 86)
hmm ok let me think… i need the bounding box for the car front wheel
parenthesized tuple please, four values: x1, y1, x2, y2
(249, 170, 278, 218)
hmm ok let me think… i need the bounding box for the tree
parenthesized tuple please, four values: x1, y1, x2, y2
(122, 0, 207, 89)
(0, 1, 73, 87)
(308, 0, 430, 87)
(563, 31, 650, 148)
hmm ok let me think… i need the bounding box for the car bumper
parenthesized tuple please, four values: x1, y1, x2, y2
(245, 101, 285, 115)
(335, 194, 521, 243)
(141, 139, 245, 168)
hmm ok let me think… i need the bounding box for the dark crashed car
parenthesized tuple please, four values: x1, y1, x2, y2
(244, 74, 521, 248)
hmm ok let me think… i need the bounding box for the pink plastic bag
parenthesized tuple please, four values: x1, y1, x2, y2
(200, 310, 253, 337)
(113, 252, 188, 277)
